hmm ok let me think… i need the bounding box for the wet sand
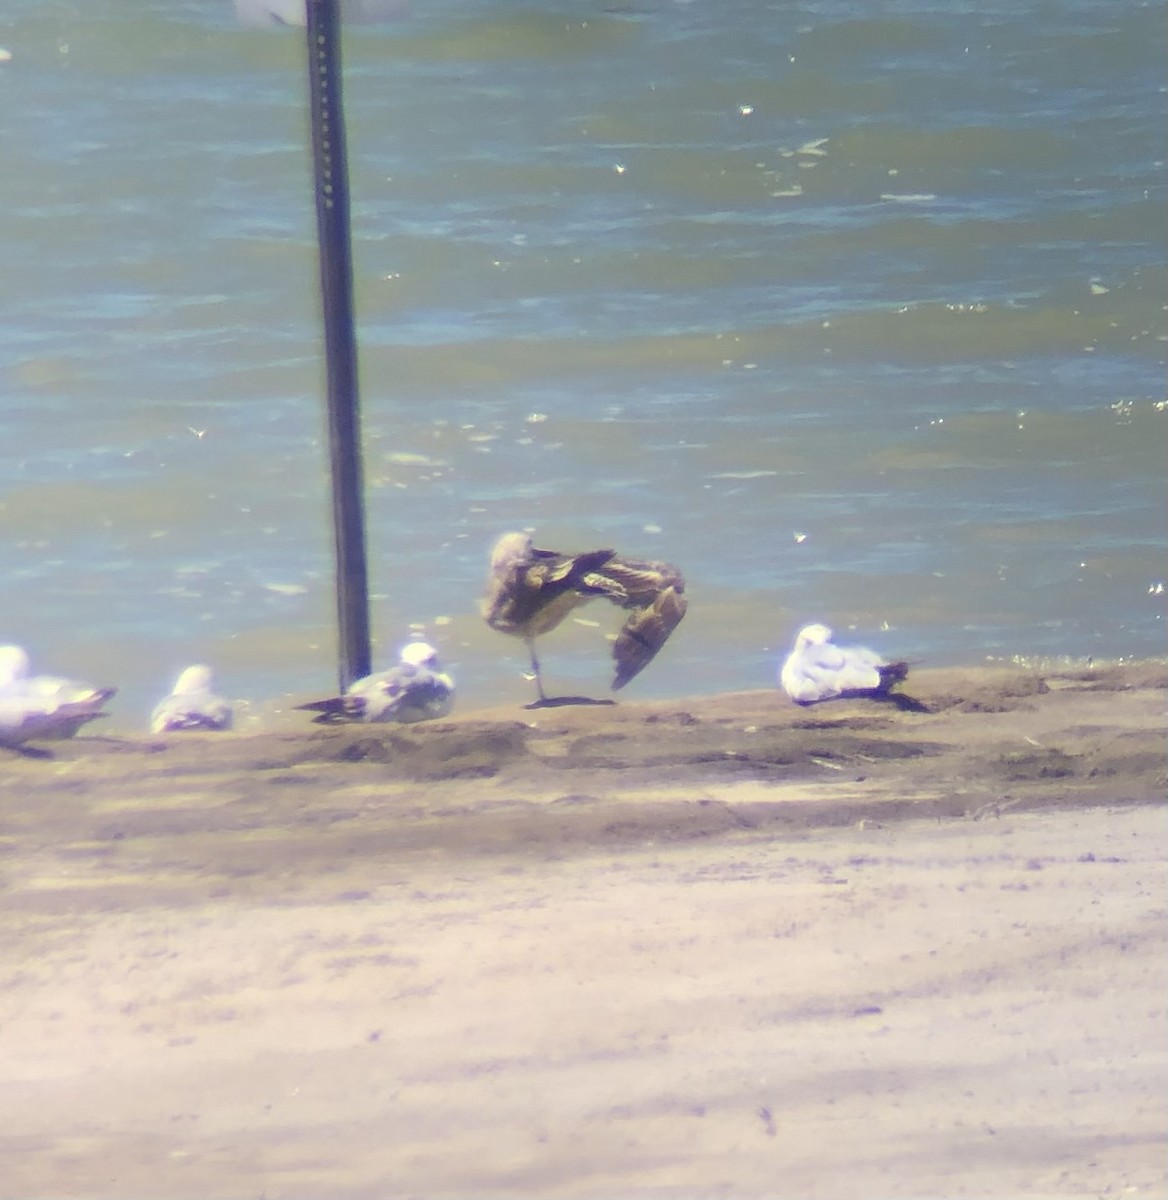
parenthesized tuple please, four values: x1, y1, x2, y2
(1, 662, 1165, 1199)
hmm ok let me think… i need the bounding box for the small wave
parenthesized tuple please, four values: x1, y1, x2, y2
(880, 193, 937, 204)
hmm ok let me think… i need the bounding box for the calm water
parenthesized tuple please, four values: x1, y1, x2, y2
(1, 0, 1165, 726)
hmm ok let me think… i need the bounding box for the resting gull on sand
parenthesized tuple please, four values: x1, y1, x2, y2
(296, 641, 454, 725)
(0, 694, 111, 749)
(481, 531, 687, 707)
(780, 623, 910, 704)
(151, 665, 233, 733)
(0, 644, 116, 746)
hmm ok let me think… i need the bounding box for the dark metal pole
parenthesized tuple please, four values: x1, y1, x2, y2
(305, 0, 372, 691)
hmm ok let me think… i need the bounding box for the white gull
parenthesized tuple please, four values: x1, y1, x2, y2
(151, 665, 234, 733)
(296, 642, 454, 725)
(0, 644, 116, 746)
(780, 623, 909, 704)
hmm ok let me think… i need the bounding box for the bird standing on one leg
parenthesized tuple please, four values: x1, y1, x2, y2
(481, 531, 687, 707)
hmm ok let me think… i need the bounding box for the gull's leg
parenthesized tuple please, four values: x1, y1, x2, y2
(525, 638, 548, 703)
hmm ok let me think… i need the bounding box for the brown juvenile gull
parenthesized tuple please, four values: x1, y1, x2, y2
(779, 623, 909, 704)
(296, 641, 454, 725)
(151, 665, 233, 733)
(481, 531, 687, 706)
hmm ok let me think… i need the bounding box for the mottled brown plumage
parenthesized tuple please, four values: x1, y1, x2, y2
(481, 531, 687, 705)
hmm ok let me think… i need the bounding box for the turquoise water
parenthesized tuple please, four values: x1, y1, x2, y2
(1, 0, 1164, 725)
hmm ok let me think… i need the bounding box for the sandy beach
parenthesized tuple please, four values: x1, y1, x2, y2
(1, 661, 1165, 1200)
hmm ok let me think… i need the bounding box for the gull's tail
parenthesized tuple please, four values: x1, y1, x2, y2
(875, 661, 910, 693)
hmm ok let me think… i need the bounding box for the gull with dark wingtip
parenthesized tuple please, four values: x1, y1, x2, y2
(0, 644, 117, 741)
(780, 623, 909, 704)
(481, 531, 687, 707)
(296, 641, 454, 725)
(0, 692, 111, 749)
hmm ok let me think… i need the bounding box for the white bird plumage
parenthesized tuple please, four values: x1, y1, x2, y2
(296, 642, 455, 725)
(780, 623, 909, 704)
(151, 665, 233, 733)
(0, 644, 117, 746)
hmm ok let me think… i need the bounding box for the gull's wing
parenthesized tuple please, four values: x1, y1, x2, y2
(829, 645, 886, 693)
(782, 645, 832, 702)
(611, 584, 687, 690)
(294, 667, 408, 723)
(296, 665, 454, 724)
(1, 698, 58, 748)
(781, 639, 852, 702)
(0, 694, 109, 747)
(381, 668, 455, 724)
(151, 692, 233, 733)
(834, 644, 910, 693)
(578, 555, 688, 690)
(581, 554, 685, 610)
(31, 687, 116, 739)
(295, 691, 368, 723)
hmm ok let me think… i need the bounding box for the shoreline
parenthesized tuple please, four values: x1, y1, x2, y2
(1, 660, 1165, 1198)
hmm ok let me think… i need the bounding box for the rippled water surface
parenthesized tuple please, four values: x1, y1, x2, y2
(1, 0, 1165, 724)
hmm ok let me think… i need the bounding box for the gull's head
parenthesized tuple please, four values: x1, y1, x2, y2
(489, 531, 533, 572)
(0, 644, 31, 686)
(400, 642, 439, 670)
(173, 665, 215, 694)
(794, 623, 833, 649)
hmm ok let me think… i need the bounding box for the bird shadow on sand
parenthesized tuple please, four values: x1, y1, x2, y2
(847, 691, 931, 713)
(4, 744, 54, 760)
(524, 695, 618, 711)
(794, 691, 931, 714)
